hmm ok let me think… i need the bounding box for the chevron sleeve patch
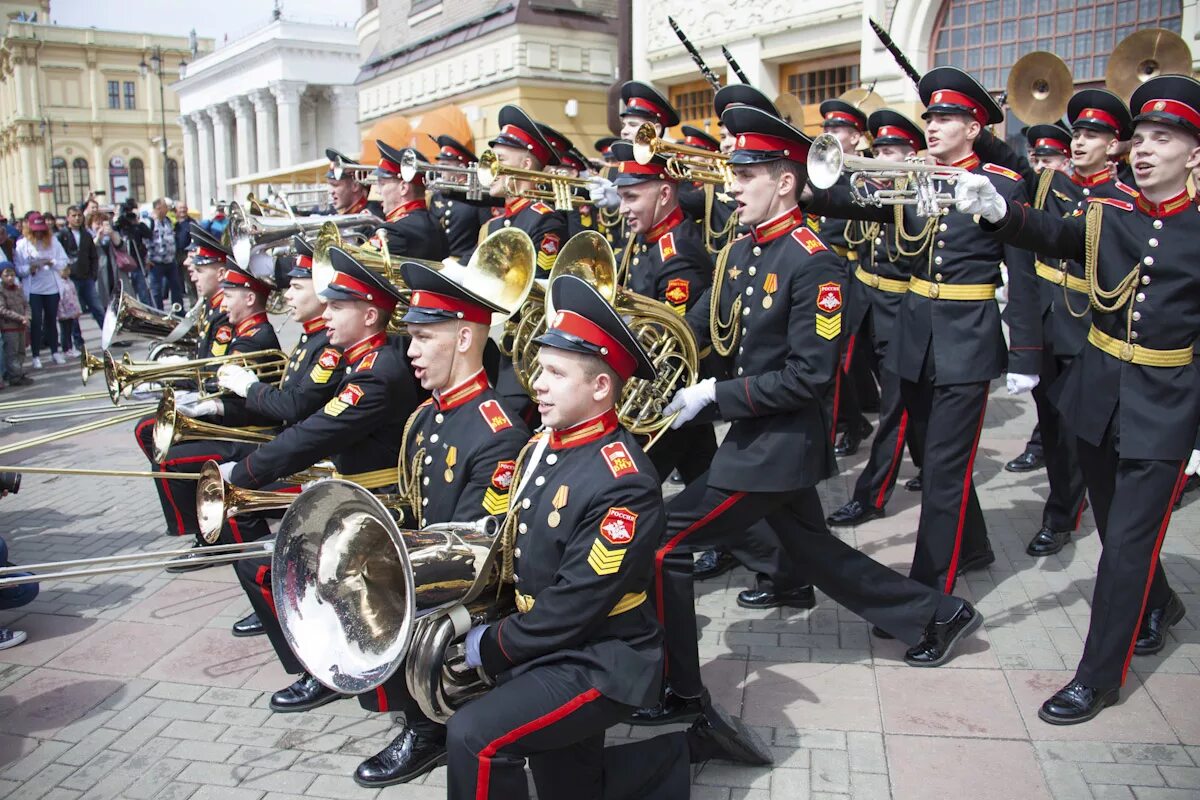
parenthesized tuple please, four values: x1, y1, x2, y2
(587, 538, 626, 576)
(482, 487, 510, 515)
(816, 313, 842, 340)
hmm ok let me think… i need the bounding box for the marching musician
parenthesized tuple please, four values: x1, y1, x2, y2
(324, 147, 383, 217)
(825, 109, 928, 529)
(372, 140, 452, 261)
(643, 105, 984, 726)
(803, 66, 1042, 595)
(1025, 121, 1073, 175)
(352, 262, 530, 789)
(223, 248, 419, 714)
(537, 122, 602, 240)
(430, 134, 501, 262)
(955, 73, 1200, 724)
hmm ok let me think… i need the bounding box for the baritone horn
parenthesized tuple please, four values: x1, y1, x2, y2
(226, 201, 381, 266)
(476, 149, 592, 210)
(807, 133, 966, 218)
(632, 122, 732, 184)
(102, 286, 200, 350)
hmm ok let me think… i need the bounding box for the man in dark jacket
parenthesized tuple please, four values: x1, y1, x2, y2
(58, 205, 103, 327)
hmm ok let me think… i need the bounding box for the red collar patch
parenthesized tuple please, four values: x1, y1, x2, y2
(551, 408, 619, 450)
(436, 369, 490, 411)
(302, 316, 327, 334)
(1136, 189, 1191, 218)
(647, 207, 684, 244)
(1071, 166, 1113, 187)
(752, 206, 805, 244)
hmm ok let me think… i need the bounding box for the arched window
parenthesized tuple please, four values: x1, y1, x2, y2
(72, 157, 90, 200)
(51, 157, 69, 205)
(129, 158, 146, 204)
(166, 158, 180, 200)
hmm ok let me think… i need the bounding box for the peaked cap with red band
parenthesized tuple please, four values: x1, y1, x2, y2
(594, 136, 619, 161)
(680, 124, 720, 152)
(819, 99, 868, 131)
(400, 260, 506, 326)
(620, 80, 681, 128)
(220, 260, 274, 295)
(609, 141, 674, 186)
(1068, 89, 1132, 139)
(713, 84, 779, 118)
(189, 226, 232, 265)
(722, 105, 813, 166)
(536, 274, 655, 381)
(435, 134, 475, 164)
(319, 246, 405, 313)
(1130, 75, 1200, 136)
(1026, 121, 1072, 157)
(375, 140, 426, 182)
(325, 147, 370, 181)
(919, 66, 1004, 126)
(489, 105, 560, 167)
(287, 234, 316, 279)
(868, 108, 926, 151)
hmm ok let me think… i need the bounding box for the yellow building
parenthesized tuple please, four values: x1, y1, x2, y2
(0, 4, 213, 216)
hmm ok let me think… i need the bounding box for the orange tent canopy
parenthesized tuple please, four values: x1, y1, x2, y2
(360, 116, 413, 164)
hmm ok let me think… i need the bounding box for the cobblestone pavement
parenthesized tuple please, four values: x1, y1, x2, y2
(1, 318, 1197, 800)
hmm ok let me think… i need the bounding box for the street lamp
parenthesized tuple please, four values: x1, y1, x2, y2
(140, 46, 170, 197)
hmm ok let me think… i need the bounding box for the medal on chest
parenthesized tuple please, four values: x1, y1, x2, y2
(444, 446, 457, 483)
(547, 484, 569, 528)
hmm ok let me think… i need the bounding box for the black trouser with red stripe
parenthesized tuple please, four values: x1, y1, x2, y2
(655, 475, 956, 698)
(235, 554, 304, 675)
(1033, 349, 1088, 532)
(1074, 414, 1183, 690)
(358, 670, 441, 738)
(899, 358, 992, 593)
(850, 353, 917, 512)
(446, 662, 687, 800)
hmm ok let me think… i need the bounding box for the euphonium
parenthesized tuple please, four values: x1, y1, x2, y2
(632, 122, 732, 185)
(152, 387, 277, 464)
(102, 349, 288, 404)
(476, 149, 592, 210)
(225, 200, 380, 266)
(101, 286, 199, 350)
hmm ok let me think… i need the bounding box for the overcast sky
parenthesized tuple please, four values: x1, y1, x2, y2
(48, 0, 360, 46)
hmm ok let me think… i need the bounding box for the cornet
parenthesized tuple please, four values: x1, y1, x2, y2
(476, 149, 592, 210)
(807, 133, 965, 218)
(400, 150, 486, 201)
(632, 122, 732, 185)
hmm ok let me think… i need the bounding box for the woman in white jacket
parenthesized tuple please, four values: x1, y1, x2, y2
(15, 212, 69, 368)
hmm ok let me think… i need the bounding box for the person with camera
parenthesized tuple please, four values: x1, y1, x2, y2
(15, 212, 68, 368)
(99, 202, 152, 306)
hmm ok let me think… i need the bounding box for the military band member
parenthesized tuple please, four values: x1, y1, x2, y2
(324, 147, 383, 217)
(372, 140, 452, 261)
(224, 248, 419, 713)
(537, 122, 600, 239)
(826, 109, 928, 528)
(352, 262, 530, 788)
(430, 134, 501, 262)
(804, 67, 1042, 595)
(642, 106, 984, 726)
(956, 74, 1200, 724)
(189, 227, 234, 359)
(447, 274, 676, 799)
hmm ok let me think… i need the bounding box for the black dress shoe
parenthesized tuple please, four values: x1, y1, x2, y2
(904, 472, 923, 492)
(164, 541, 224, 573)
(631, 686, 705, 726)
(354, 727, 447, 787)
(1004, 450, 1045, 473)
(1038, 680, 1119, 725)
(737, 585, 816, 610)
(1135, 591, 1186, 656)
(904, 601, 983, 667)
(826, 499, 885, 527)
(231, 612, 265, 637)
(269, 673, 344, 713)
(833, 420, 874, 457)
(1026, 527, 1071, 557)
(870, 625, 894, 640)
(686, 701, 773, 765)
(957, 549, 996, 575)
(694, 549, 737, 581)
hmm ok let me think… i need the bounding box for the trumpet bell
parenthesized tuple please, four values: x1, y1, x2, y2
(807, 133, 845, 190)
(1007, 51, 1072, 124)
(102, 287, 197, 350)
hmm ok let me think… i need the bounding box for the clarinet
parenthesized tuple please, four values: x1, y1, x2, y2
(868, 17, 922, 88)
(667, 16, 722, 92)
(721, 47, 750, 85)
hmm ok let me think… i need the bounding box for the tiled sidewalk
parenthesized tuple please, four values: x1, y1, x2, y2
(0, 328, 1196, 799)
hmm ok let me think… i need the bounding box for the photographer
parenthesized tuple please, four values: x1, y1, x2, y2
(104, 200, 152, 306)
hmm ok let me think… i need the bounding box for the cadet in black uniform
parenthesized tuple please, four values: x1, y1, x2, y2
(371, 141, 451, 261)
(805, 67, 1042, 595)
(429, 135, 501, 262)
(352, 261, 530, 788)
(223, 247, 420, 714)
(826, 110, 927, 527)
(448, 274, 692, 800)
(322, 147, 383, 218)
(536, 122, 599, 240)
(956, 74, 1200, 724)
(642, 106, 984, 726)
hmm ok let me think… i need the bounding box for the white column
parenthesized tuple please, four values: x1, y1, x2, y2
(230, 95, 257, 178)
(328, 84, 359, 155)
(250, 89, 278, 172)
(270, 80, 306, 169)
(208, 104, 233, 202)
(179, 115, 200, 210)
(196, 111, 216, 206)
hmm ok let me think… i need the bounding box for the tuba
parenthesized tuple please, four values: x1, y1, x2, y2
(101, 286, 200, 350)
(152, 387, 277, 464)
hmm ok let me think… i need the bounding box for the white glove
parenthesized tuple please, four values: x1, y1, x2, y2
(218, 461, 236, 482)
(954, 173, 1007, 223)
(178, 399, 223, 418)
(217, 363, 259, 397)
(664, 378, 717, 429)
(1186, 450, 1200, 477)
(464, 624, 490, 669)
(172, 390, 200, 405)
(157, 355, 188, 366)
(587, 176, 620, 210)
(1005, 373, 1040, 395)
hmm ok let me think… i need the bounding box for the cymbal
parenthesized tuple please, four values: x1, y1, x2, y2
(1106, 27, 1192, 100)
(839, 87, 887, 115)
(1006, 51, 1072, 124)
(773, 93, 806, 128)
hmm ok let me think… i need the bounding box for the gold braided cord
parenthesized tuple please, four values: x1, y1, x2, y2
(497, 435, 540, 588)
(395, 404, 426, 525)
(599, 206, 624, 232)
(844, 219, 878, 248)
(892, 190, 936, 258)
(709, 241, 741, 356)
(703, 183, 740, 255)
(615, 236, 635, 288)
(1081, 202, 1141, 342)
(1033, 167, 1055, 211)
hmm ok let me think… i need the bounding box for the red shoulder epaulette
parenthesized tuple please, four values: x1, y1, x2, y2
(791, 227, 827, 255)
(658, 231, 676, 261)
(530, 202, 553, 215)
(1114, 181, 1139, 198)
(1088, 197, 1134, 211)
(982, 163, 1021, 181)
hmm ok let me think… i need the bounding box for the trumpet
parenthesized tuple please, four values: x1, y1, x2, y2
(152, 387, 277, 464)
(807, 133, 966, 218)
(400, 151, 486, 201)
(632, 122, 732, 185)
(102, 349, 288, 404)
(476, 149, 592, 210)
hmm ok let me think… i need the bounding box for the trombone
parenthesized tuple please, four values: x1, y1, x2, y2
(400, 151, 486, 201)
(807, 133, 965, 218)
(102, 349, 288, 404)
(476, 149, 592, 210)
(632, 122, 732, 185)
(152, 387, 277, 464)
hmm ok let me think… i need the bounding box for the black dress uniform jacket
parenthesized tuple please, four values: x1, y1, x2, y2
(431, 190, 500, 262)
(986, 189, 1200, 460)
(230, 331, 418, 488)
(477, 410, 664, 710)
(679, 183, 740, 254)
(486, 198, 568, 278)
(684, 206, 842, 492)
(403, 369, 531, 525)
(808, 152, 1041, 382)
(626, 207, 710, 317)
(373, 200, 450, 262)
(226, 311, 280, 356)
(845, 198, 920, 345)
(220, 317, 344, 428)
(196, 290, 230, 358)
